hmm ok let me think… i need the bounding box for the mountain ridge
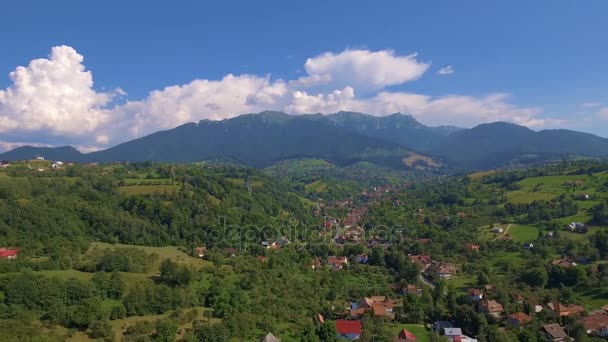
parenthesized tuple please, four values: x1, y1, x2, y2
(1, 111, 606, 170)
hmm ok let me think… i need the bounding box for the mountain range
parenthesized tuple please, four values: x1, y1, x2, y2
(2, 111, 607, 170)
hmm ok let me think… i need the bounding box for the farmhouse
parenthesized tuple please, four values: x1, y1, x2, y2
(578, 312, 608, 338)
(467, 288, 484, 302)
(327, 256, 348, 270)
(541, 324, 569, 341)
(508, 312, 532, 326)
(551, 259, 577, 268)
(403, 284, 422, 296)
(546, 301, 585, 317)
(0, 248, 19, 259)
(351, 296, 396, 320)
(409, 254, 433, 270)
(427, 262, 457, 280)
(479, 299, 503, 318)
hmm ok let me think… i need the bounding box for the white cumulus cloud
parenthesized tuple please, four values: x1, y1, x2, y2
(0, 45, 566, 150)
(292, 49, 429, 92)
(0, 46, 116, 136)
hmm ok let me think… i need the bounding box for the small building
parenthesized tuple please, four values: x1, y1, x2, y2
(551, 259, 577, 268)
(224, 248, 238, 257)
(356, 254, 368, 264)
(508, 312, 532, 326)
(578, 313, 608, 338)
(547, 301, 584, 317)
(0, 248, 19, 259)
(443, 328, 463, 341)
(567, 222, 586, 233)
(335, 320, 362, 341)
(409, 255, 433, 270)
(327, 256, 348, 270)
(427, 262, 458, 280)
(403, 284, 422, 296)
(311, 257, 321, 270)
(35, 155, 45, 160)
(541, 324, 569, 341)
(397, 328, 417, 341)
(479, 299, 503, 318)
(523, 243, 534, 250)
(465, 244, 480, 252)
(467, 288, 484, 302)
(492, 227, 504, 233)
(195, 246, 206, 258)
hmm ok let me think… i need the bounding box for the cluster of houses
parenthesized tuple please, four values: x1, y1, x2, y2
(409, 254, 458, 280)
(566, 221, 587, 233)
(350, 296, 397, 320)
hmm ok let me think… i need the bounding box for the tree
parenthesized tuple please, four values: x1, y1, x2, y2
(108, 271, 125, 299)
(155, 319, 178, 342)
(89, 319, 113, 339)
(520, 268, 548, 288)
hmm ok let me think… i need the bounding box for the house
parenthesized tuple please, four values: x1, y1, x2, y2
(327, 256, 348, 270)
(433, 321, 453, 332)
(260, 332, 281, 342)
(479, 299, 503, 318)
(0, 160, 9, 168)
(511, 293, 525, 304)
(508, 312, 532, 326)
(467, 288, 484, 302)
(356, 254, 368, 264)
(551, 259, 577, 268)
(0, 248, 18, 259)
(314, 313, 325, 324)
(311, 257, 321, 270)
(396, 328, 416, 341)
(578, 312, 608, 338)
(465, 244, 480, 252)
(409, 255, 433, 270)
(547, 301, 585, 317)
(523, 242, 534, 250)
(403, 284, 422, 296)
(351, 297, 396, 320)
(567, 222, 586, 233)
(195, 246, 206, 258)
(541, 324, 570, 341)
(427, 262, 457, 280)
(580, 194, 591, 200)
(335, 320, 362, 341)
(35, 155, 45, 160)
(224, 248, 238, 257)
(443, 328, 463, 341)
(492, 227, 504, 233)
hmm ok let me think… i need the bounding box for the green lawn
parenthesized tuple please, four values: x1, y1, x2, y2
(507, 172, 608, 204)
(510, 224, 541, 243)
(122, 178, 175, 185)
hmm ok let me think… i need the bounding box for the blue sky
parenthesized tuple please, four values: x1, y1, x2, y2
(0, 1, 607, 151)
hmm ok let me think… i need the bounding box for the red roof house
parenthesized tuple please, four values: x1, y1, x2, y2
(397, 328, 417, 341)
(0, 248, 18, 259)
(335, 320, 362, 340)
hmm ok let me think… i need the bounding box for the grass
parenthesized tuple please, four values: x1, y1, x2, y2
(118, 184, 181, 195)
(122, 178, 175, 185)
(305, 180, 328, 193)
(509, 224, 541, 243)
(507, 172, 608, 204)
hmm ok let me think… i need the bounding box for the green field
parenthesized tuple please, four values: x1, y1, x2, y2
(118, 184, 181, 195)
(305, 180, 328, 193)
(507, 172, 608, 204)
(509, 224, 541, 243)
(122, 178, 176, 185)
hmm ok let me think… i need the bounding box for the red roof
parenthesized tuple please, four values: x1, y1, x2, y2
(335, 320, 362, 335)
(398, 328, 417, 340)
(0, 248, 18, 258)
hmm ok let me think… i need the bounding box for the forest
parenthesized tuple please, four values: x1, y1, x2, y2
(1, 159, 608, 341)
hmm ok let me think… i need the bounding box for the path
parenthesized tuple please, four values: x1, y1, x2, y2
(493, 224, 513, 241)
